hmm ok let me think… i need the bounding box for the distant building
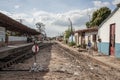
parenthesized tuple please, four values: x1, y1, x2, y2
(56, 35, 63, 42)
(0, 27, 5, 47)
(98, 4, 120, 58)
(74, 28, 98, 50)
(0, 12, 40, 47)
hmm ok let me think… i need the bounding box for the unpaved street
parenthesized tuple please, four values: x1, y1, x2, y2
(0, 42, 120, 80)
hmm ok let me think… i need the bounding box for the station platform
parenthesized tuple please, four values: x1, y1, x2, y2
(0, 43, 32, 51)
(0, 41, 42, 59)
(0, 43, 33, 59)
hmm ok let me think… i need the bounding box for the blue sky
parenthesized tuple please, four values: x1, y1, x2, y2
(0, 0, 116, 13)
(0, 0, 120, 37)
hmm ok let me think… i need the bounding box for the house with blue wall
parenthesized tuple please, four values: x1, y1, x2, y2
(98, 4, 120, 58)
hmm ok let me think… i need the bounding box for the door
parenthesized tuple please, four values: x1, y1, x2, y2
(109, 23, 115, 56)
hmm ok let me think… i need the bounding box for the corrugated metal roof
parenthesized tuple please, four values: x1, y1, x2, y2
(0, 12, 40, 35)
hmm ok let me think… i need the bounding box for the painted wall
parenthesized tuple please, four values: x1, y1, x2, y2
(74, 33, 79, 45)
(98, 8, 120, 57)
(78, 36, 81, 45)
(68, 35, 75, 42)
(85, 32, 97, 47)
(115, 43, 120, 58)
(98, 8, 120, 43)
(75, 33, 82, 45)
(9, 36, 27, 41)
(97, 42, 109, 55)
(0, 27, 5, 42)
(115, 8, 120, 43)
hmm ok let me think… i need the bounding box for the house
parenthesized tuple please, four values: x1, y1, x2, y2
(98, 4, 120, 58)
(74, 28, 98, 50)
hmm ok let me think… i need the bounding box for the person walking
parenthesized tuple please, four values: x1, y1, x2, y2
(88, 40, 93, 56)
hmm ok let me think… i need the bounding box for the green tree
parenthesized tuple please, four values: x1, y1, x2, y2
(36, 22, 46, 37)
(65, 28, 71, 38)
(86, 7, 111, 28)
(86, 22, 90, 28)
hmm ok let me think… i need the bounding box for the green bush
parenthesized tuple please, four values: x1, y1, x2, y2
(69, 42, 76, 46)
(82, 44, 87, 49)
(77, 45, 81, 48)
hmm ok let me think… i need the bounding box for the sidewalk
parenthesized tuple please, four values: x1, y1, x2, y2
(56, 41, 120, 70)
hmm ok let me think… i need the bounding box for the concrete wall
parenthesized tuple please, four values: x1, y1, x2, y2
(78, 36, 81, 45)
(0, 27, 5, 47)
(98, 8, 120, 43)
(97, 42, 109, 55)
(0, 27, 5, 42)
(115, 43, 120, 58)
(85, 32, 97, 46)
(8, 36, 27, 41)
(8, 36, 27, 45)
(74, 33, 82, 45)
(74, 33, 79, 45)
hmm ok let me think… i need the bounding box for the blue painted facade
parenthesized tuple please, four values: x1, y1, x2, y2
(69, 35, 75, 42)
(98, 42, 109, 55)
(115, 43, 120, 58)
(98, 42, 120, 58)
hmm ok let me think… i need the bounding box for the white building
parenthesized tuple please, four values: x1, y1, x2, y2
(74, 28, 98, 50)
(98, 4, 120, 58)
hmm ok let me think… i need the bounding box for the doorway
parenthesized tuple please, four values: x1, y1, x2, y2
(109, 23, 115, 56)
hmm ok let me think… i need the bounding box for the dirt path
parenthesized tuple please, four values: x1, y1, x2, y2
(0, 42, 120, 80)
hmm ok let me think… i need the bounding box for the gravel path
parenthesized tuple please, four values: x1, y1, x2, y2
(0, 42, 120, 80)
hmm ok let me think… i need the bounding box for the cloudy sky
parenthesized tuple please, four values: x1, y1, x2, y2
(0, 0, 120, 37)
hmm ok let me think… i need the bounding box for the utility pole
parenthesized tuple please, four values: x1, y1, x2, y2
(68, 18, 73, 34)
(68, 18, 73, 42)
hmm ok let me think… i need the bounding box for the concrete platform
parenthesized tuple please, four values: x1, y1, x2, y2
(0, 43, 33, 59)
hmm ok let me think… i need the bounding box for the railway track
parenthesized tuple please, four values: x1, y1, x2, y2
(0, 42, 53, 70)
(0, 42, 120, 80)
(54, 43, 120, 80)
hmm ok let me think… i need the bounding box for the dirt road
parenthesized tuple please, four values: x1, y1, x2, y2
(0, 42, 120, 80)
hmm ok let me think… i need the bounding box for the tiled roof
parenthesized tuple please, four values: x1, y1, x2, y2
(74, 27, 98, 33)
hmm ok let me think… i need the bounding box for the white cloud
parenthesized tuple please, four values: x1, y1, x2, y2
(93, 1, 110, 8)
(14, 5, 20, 9)
(112, 0, 120, 5)
(12, 13, 28, 19)
(0, 10, 12, 16)
(0, 8, 95, 37)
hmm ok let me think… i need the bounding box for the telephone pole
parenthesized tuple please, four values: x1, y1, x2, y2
(68, 18, 73, 42)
